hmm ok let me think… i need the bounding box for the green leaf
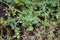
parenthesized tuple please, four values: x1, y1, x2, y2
(35, 32, 40, 37)
(27, 26, 33, 31)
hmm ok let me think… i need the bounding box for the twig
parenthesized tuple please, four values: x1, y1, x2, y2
(0, 1, 22, 13)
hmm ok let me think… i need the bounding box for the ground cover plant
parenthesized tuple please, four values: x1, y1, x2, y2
(0, 0, 60, 40)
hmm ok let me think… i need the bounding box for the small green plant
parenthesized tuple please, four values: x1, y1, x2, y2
(0, 0, 60, 40)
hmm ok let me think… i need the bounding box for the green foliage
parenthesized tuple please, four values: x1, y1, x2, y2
(0, 0, 59, 40)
